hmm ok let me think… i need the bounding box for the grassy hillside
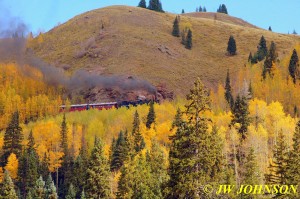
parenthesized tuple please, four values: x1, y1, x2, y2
(29, 5, 300, 96)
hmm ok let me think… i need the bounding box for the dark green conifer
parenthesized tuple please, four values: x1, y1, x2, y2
(138, 0, 146, 8)
(172, 16, 180, 37)
(248, 52, 253, 62)
(148, 0, 164, 12)
(185, 29, 192, 49)
(0, 170, 18, 199)
(110, 131, 127, 171)
(287, 121, 300, 186)
(231, 95, 251, 140)
(199, 6, 202, 12)
(217, 4, 228, 14)
(65, 184, 76, 199)
(45, 174, 58, 199)
(288, 49, 299, 84)
(146, 101, 156, 128)
(203, 7, 207, 12)
(1, 111, 23, 165)
(225, 69, 234, 110)
(85, 137, 111, 199)
(263, 41, 277, 79)
(132, 111, 145, 152)
(227, 35, 237, 55)
(32, 176, 46, 199)
(269, 26, 272, 31)
(257, 36, 268, 61)
(181, 9, 185, 14)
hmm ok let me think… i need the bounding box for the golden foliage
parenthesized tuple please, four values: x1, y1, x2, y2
(5, 153, 18, 179)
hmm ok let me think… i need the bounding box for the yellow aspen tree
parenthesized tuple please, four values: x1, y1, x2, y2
(5, 153, 19, 179)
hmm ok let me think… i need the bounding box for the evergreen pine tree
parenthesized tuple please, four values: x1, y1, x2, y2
(167, 78, 215, 198)
(269, 26, 272, 31)
(148, 0, 164, 12)
(85, 137, 111, 199)
(203, 7, 207, 12)
(39, 153, 50, 180)
(123, 129, 135, 160)
(199, 6, 202, 12)
(138, 0, 146, 8)
(80, 189, 86, 199)
(110, 131, 127, 171)
(172, 16, 180, 37)
(0, 170, 18, 199)
(32, 176, 46, 199)
(65, 184, 76, 199)
(231, 95, 251, 140)
(248, 52, 253, 63)
(286, 121, 300, 186)
(45, 174, 58, 199)
(217, 4, 228, 14)
(265, 131, 289, 198)
(257, 35, 268, 61)
(225, 69, 234, 110)
(60, 114, 68, 155)
(132, 111, 145, 152)
(171, 108, 182, 129)
(185, 29, 192, 49)
(146, 101, 156, 128)
(227, 35, 237, 55)
(181, 9, 184, 14)
(1, 111, 23, 166)
(288, 49, 299, 84)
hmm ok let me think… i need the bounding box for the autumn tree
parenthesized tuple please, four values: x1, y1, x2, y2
(85, 137, 111, 199)
(0, 170, 18, 199)
(185, 29, 192, 50)
(1, 111, 23, 166)
(4, 153, 18, 180)
(138, 0, 146, 8)
(288, 49, 299, 84)
(146, 101, 156, 128)
(172, 16, 180, 37)
(227, 35, 237, 55)
(231, 95, 251, 140)
(225, 69, 234, 110)
(148, 0, 164, 12)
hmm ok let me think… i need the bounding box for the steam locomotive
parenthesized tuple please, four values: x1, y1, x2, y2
(59, 99, 154, 112)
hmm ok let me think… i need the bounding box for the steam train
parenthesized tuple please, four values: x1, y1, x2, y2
(59, 99, 154, 112)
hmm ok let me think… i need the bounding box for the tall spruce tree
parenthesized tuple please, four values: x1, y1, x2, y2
(227, 35, 237, 55)
(231, 95, 250, 140)
(45, 174, 58, 199)
(146, 101, 156, 129)
(256, 36, 268, 62)
(110, 131, 127, 172)
(167, 78, 215, 198)
(269, 26, 272, 31)
(132, 111, 145, 152)
(181, 9, 185, 14)
(217, 4, 228, 14)
(32, 176, 46, 199)
(265, 131, 289, 186)
(17, 131, 39, 198)
(225, 69, 234, 110)
(85, 137, 111, 199)
(1, 111, 23, 166)
(0, 170, 18, 199)
(288, 49, 299, 84)
(65, 184, 76, 199)
(185, 29, 192, 49)
(148, 0, 164, 12)
(172, 16, 180, 37)
(138, 0, 146, 8)
(262, 41, 277, 79)
(286, 121, 300, 186)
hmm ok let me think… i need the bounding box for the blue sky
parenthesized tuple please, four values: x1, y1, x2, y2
(0, 0, 299, 35)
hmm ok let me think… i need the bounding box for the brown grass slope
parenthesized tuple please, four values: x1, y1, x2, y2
(29, 5, 300, 96)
